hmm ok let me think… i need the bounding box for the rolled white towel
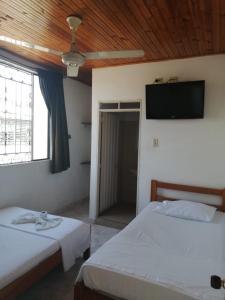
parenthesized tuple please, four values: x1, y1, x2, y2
(40, 211, 48, 220)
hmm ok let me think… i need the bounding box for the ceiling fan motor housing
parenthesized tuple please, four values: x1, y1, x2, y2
(61, 52, 85, 67)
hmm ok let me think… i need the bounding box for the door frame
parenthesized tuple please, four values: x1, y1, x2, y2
(96, 99, 142, 218)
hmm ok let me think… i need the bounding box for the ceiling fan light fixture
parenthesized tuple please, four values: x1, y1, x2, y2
(67, 64, 79, 77)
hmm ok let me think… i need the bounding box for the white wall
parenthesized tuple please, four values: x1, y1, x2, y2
(90, 54, 225, 219)
(0, 78, 91, 212)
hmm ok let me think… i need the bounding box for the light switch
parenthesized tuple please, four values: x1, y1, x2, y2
(153, 138, 159, 147)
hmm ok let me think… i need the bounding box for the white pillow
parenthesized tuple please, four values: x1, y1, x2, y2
(152, 200, 217, 222)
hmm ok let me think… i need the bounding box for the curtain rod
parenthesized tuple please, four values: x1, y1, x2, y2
(0, 57, 38, 75)
(0, 48, 64, 75)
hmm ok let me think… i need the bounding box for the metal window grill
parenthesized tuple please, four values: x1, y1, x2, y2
(0, 63, 33, 165)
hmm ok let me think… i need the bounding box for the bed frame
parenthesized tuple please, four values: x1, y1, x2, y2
(0, 247, 90, 300)
(74, 179, 225, 300)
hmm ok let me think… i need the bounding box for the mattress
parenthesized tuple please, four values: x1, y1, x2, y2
(77, 202, 225, 300)
(0, 226, 59, 289)
(0, 207, 90, 271)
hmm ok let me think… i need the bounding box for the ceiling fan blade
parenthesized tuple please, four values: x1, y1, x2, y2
(84, 50, 144, 60)
(67, 65, 79, 77)
(0, 36, 63, 56)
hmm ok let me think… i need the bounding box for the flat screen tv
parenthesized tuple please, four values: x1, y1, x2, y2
(146, 80, 205, 119)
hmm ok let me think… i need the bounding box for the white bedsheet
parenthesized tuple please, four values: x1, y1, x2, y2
(0, 226, 59, 289)
(77, 202, 225, 300)
(0, 207, 90, 271)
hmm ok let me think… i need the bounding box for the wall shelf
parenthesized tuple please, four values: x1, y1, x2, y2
(80, 161, 91, 165)
(81, 122, 91, 127)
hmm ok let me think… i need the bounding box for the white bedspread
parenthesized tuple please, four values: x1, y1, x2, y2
(0, 207, 90, 271)
(0, 226, 59, 289)
(77, 202, 225, 300)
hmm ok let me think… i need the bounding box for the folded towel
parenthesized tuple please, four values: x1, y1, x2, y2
(35, 217, 63, 231)
(12, 211, 63, 231)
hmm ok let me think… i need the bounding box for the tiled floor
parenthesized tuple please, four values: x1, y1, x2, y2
(60, 199, 136, 229)
(59, 198, 91, 223)
(96, 202, 136, 229)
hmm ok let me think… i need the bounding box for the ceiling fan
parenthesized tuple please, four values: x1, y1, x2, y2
(0, 16, 144, 77)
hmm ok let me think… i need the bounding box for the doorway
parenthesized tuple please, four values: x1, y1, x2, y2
(98, 111, 140, 228)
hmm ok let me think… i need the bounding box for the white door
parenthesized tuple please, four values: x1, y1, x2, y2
(99, 112, 119, 214)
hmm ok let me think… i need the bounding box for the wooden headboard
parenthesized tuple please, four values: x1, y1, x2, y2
(151, 180, 225, 212)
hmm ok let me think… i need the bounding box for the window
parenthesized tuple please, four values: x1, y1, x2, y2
(99, 101, 141, 111)
(0, 62, 48, 165)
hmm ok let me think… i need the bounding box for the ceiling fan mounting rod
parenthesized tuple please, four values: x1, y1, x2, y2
(66, 16, 82, 52)
(71, 30, 76, 44)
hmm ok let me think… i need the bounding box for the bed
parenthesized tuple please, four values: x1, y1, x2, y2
(74, 180, 225, 300)
(0, 207, 90, 300)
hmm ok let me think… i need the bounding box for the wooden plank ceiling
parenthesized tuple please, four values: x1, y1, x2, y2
(0, 0, 224, 85)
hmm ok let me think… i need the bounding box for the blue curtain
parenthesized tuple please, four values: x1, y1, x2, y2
(38, 69, 70, 173)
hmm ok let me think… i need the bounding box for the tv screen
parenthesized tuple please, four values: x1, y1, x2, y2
(146, 81, 205, 119)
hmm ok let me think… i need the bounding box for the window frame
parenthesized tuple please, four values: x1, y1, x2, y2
(0, 60, 49, 166)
